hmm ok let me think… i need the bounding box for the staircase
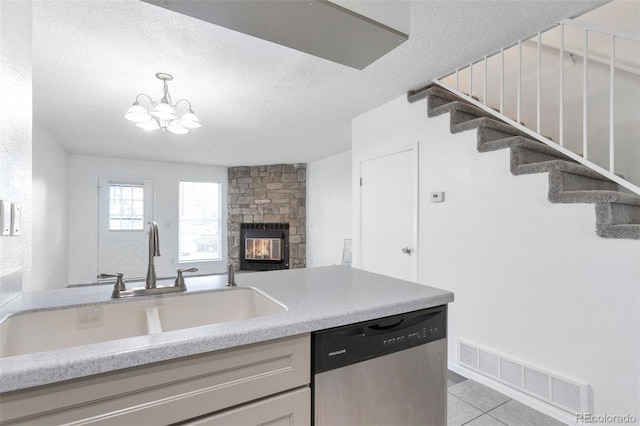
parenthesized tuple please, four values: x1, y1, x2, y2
(407, 85, 640, 239)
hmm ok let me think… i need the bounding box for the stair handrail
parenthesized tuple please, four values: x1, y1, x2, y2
(433, 18, 640, 195)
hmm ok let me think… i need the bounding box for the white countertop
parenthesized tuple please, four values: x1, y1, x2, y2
(0, 266, 453, 393)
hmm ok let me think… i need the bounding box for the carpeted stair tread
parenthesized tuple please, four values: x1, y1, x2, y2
(596, 200, 640, 222)
(453, 116, 529, 138)
(548, 169, 619, 196)
(551, 190, 640, 206)
(596, 224, 640, 239)
(408, 84, 440, 103)
(476, 117, 521, 134)
(422, 86, 466, 101)
(596, 200, 640, 238)
(425, 87, 477, 112)
(428, 100, 492, 121)
(476, 117, 531, 142)
(514, 159, 607, 180)
(484, 135, 570, 158)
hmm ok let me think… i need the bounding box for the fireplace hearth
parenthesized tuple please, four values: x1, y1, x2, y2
(240, 223, 289, 271)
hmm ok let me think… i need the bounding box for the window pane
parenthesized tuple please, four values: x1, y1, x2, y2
(132, 186, 143, 200)
(121, 186, 131, 200)
(179, 182, 221, 262)
(132, 200, 144, 216)
(108, 183, 144, 231)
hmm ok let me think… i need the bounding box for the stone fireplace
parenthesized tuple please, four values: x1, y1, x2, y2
(228, 164, 306, 271)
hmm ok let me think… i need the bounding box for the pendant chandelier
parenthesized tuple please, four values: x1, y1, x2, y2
(124, 73, 201, 135)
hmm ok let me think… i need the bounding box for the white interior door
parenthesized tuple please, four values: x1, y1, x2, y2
(360, 147, 418, 281)
(98, 177, 154, 279)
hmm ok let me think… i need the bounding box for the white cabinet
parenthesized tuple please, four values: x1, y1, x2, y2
(0, 334, 310, 425)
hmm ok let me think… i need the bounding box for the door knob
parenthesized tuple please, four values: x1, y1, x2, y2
(401, 247, 413, 255)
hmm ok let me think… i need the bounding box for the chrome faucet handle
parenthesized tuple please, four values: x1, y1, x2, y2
(175, 268, 198, 288)
(98, 273, 126, 298)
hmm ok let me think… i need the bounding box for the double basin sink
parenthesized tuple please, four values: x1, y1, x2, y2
(0, 287, 286, 358)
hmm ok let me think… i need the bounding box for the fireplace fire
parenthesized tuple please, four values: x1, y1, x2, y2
(245, 238, 282, 261)
(240, 223, 289, 271)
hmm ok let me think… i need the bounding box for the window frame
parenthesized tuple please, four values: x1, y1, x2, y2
(178, 180, 223, 264)
(107, 182, 146, 232)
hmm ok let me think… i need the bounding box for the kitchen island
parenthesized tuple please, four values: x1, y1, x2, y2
(0, 265, 453, 425)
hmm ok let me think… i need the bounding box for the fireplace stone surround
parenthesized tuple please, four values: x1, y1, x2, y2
(228, 164, 306, 271)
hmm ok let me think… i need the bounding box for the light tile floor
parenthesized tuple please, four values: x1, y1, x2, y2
(447, 371, 566, 426)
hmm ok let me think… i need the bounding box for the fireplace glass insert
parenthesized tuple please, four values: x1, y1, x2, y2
(245, 238, 282, 261)
(240, 223, 289, 271)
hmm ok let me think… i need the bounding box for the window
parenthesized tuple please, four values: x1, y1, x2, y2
(109, 183, 144, 230)
(179, 181, 221, 262)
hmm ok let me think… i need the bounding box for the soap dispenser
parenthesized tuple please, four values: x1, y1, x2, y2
(227, 264, 236, 287)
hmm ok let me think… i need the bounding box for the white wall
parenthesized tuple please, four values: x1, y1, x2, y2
(352, 94, 640, 422)
(32, 122, 69, 290)
(68, 155, 228, 285)
(0, 0, 32, 296)
(306, 150, 352, 267)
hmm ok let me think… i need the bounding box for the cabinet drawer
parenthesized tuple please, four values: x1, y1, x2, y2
(185, 387, 310, 426)
(0, 334, 310, 425)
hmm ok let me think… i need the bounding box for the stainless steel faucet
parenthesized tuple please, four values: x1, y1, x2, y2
(145, 221, 161, 289)
(102, 222, 197, 299)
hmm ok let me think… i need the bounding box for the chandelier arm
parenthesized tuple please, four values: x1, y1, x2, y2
(173, 99, 193, 112)
(134, 93, 154, 104)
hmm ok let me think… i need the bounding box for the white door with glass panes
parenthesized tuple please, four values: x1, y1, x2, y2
(360, 147, 418, 282)
(98, 177, 154, 279)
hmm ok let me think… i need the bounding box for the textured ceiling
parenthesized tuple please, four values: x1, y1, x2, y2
(32, 0, 605, 167)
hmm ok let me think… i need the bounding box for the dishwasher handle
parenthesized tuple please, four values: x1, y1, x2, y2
(367, 319, 403, 331)
(363, 311, 438, 336)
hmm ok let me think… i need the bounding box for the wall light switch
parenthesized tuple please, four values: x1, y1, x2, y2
(430, 191, 445, 203)
(11, 203, 21, 235)
(0, 201, 10, 235)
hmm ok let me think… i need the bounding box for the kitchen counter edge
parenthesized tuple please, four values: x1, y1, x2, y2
(0, 266, 454, 393)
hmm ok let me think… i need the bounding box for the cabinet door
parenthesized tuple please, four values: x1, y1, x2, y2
(185, 387, 310, 426)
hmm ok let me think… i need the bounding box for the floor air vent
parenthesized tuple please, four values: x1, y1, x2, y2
(458, 340, 588, 413)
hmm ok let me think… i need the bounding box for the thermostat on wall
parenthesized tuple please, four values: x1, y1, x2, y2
(430, 192, 445, 203)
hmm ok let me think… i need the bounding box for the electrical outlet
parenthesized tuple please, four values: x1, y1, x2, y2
(77, 306, 103, 329)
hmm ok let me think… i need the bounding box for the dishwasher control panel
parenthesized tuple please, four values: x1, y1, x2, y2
(386, 323, 441, 346)
(312, 305, 446, 374)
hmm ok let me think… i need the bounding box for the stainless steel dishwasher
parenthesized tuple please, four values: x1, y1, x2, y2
(312, 305, 447, 426)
